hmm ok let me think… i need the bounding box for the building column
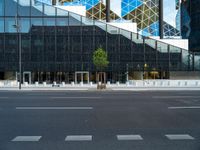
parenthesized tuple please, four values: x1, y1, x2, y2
(106, 0, 110, 22)
(159, 0, 164, 39)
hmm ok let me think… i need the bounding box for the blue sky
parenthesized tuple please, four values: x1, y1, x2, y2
(163, 0, 177, 27)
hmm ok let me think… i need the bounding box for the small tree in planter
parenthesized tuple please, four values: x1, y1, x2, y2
(92, 47, 109, 89)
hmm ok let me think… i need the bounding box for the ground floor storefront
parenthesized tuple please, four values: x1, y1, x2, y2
(1, 71, 200, 84)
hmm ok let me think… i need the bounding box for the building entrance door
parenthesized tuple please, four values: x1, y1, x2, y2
(75, 71, 89, 84)
(23, 72, 31, 84)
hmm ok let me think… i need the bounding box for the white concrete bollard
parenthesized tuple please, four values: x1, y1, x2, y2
(80, 82, 83, 86)
(90, 82, 93, 86)
(43, 82, 46, 87)
(35, 82, 38, 86)
(24, 82, 28, 86)
(178, 81, 181, 87)
(107, 81, 110, 86)
(116, 81, 120, 86)
(71, 82, 74, 86)
(135, 81, 138, 87)
(160, 81, 163, 87)
(53, 81, 56, 86)
(153, 81, 156, 87)
(62, 82, 65, 87)
(167, 81, 170, 86)
(184, 81, 188, 86)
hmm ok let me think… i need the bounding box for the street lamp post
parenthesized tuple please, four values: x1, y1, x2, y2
(137, 64, 141, 79)
(144, 63, 148, 80)
(159, 0, 164, 39)
(13, 14, 22, 90)
(126, 64, 129, 83)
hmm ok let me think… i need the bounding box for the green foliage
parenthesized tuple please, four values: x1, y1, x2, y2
(92, 47, 109, 70)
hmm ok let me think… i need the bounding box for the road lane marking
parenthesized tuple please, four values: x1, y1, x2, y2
(51, 97, 101, 99)
(168, 106, 200, 109)
(0, 97, 8, 99)
(16, 107, 93, 110)
(153, 96, 200, 99)
(65, 135, 92, 141)
(12, 136, 42, 142)
(165, 134, 195, 140)
(117, 135, 143, 141)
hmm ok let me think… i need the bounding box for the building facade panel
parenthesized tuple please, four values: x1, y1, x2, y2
(179, 0, 200, 52)
(0, 0, 198, 83)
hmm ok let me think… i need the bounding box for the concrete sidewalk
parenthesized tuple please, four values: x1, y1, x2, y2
(1, 80, 200, 91)
(0, 85, 200, 91)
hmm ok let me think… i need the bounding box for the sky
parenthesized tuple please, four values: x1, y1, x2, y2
(163, 0, 177, 27)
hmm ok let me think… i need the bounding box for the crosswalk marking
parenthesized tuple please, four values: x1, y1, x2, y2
(65, 135, 92, 141)
(117, 135, 143, 141)
(165, 134, 195, 140)
(12, 136, 42, 142)
(9, 134, 197, 142)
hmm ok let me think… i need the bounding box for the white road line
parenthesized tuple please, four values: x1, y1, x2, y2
(168, 106, 200, 109)
(51, 97, 101, 99)
(117, 135, 143, 141)
(16, 107, 93, 110)
(12, 136, 42, 142)
(65, 135, 92, 141)
(153, 96, 200, 99)
(165, 134, 195, 140)
(0, 97, 8, 99)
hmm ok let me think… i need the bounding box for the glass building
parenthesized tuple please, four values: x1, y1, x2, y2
(121, 0, 180, 36)
(61, 0, 120, 20)
(0, 0, 199, 84)
(178, 0, 200, 52)
(176, 0, 191, 39)
(60, 0, 181, 37)
(186, 0, 200, 52)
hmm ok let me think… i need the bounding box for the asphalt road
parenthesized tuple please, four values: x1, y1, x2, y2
(0, 90, 200, 150)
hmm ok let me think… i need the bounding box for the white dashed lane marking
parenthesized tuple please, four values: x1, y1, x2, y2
(51, 97, 101, 99)
(153, 96, 200, 99)
(12, 136, 42, 142)
(117, 135, 143, 141)
(16, 107, 93, 110)
(65, 135, 92, 141)
(0, 97, 8, 99)
(168, 106, 200, 109)
(165, 134, 195, 140)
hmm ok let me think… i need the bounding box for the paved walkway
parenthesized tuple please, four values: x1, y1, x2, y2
(0, 85, 200, 91)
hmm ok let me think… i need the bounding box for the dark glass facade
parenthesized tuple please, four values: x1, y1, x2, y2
(188, 0, 200, 52)
(0, 0, 199, 83)
(181, 0, 200, 52)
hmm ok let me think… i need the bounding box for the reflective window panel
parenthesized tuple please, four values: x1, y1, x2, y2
(18, 0, 31, 16)
(5, 0, 17, 16)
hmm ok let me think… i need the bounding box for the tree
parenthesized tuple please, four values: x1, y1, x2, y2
(93, 47, 109, 70)
(92, 47, 109, 88)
